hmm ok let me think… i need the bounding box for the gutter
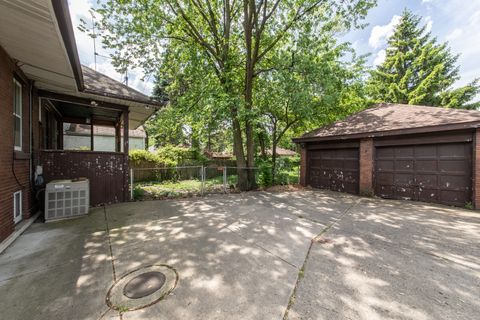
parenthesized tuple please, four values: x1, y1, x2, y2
(51, 0, 84, 92)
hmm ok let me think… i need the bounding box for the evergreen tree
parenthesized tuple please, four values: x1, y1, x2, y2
(368, 10, 479, 109)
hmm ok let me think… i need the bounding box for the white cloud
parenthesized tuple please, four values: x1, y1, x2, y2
(445, 28, 463, 41)
(424, 16, 433, 33)
(469, 10, 480, 26)
(68, 0, 154, 95)
(373, 49, 386, 66)
(368, 15, 401, 49)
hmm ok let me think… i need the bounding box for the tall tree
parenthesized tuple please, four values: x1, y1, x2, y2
(256, 26, 369, 182)
(88, 0, 376, 189)
(368, 9, 479, 109)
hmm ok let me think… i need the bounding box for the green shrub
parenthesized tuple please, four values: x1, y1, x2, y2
(133, 186, 144, 200)
(257, 160, 273, 187)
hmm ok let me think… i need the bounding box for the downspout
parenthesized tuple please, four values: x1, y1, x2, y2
(29, 81, 33, 182)
(29, 81, 34, 215)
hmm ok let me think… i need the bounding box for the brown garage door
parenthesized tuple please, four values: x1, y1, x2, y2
(375, 142, 472, 206)
(307, 148, 359, 194)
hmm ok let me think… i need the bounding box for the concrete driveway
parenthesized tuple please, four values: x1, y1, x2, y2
(0, 190, 478, 320)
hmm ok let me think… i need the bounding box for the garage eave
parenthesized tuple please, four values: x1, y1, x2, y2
(293, 121, 480, 144)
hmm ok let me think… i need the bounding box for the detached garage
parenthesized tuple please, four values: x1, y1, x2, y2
(293, 103, 480, 208)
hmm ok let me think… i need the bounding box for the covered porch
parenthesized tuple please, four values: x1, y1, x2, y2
(37, 91, 132, 205)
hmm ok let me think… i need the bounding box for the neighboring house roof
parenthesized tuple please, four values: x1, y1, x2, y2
(205, 151, 234, 159)
(266, 147, 297, 157)
(64, 124, 146, 138)
(294, 103, 480, 142)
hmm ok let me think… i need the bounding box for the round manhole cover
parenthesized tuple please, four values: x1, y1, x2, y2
(123, 271, 166, 299)
(106, 265, 178, 312)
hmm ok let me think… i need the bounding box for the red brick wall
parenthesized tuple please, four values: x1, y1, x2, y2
(359, 138, 374, 196)
(474, 129, 480, 209)
(0, 45, 34, 242)
(299, 145, 307, 186)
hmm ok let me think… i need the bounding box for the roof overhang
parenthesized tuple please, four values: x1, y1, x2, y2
(0, 0, 160, 128)
(0, 0, 83, 93)
(65, 90, 161, 128)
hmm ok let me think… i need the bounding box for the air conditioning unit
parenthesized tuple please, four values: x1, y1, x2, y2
(45, 179, 89, 222)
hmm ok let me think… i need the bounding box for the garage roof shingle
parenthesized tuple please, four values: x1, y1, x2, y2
(296, 103, 480, 142)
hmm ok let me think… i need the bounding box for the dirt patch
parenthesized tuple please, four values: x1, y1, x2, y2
(265, 184, 306, 192)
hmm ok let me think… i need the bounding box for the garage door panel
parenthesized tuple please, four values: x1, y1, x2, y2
(376, 160, 394, 171)
(394, 173, 414, 186)
(307, 148, 359, 194)
(416, 174, 438, 188)
(375, 185, 395, 198)
(395, 186, 415, 200)
(394, 146, 414, 158)
(417, 189, 439, 202)
(439, 175, 470, 190)
(415, 145, 437, 157)
(376, 172, 394, 185)
(438, 160, 468, 173)
(321, 159, 338, 169)
(343, 159, 359, 170)
(416, 160, 437, 172)
(439, 190, 469, 205)
(438, 143, 470, 158)
(376, 147, 394, 158)
(395, 160, 414, 171)
(375, 142, 472, 207)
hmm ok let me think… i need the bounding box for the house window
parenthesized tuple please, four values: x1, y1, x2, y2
(13, 79, 22, 151)
(13, 191, 22, 224)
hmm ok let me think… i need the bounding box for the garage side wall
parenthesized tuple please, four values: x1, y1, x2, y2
(359, 138, 374, 196)
(475, 129, 480, 209)
(300, 146, 307, 186)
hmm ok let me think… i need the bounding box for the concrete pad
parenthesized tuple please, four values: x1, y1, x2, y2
(0, 208, 113, 320)
(0, 190, 478, 320)
(106, 194, 321, 319)
(288, 196, 480, 320)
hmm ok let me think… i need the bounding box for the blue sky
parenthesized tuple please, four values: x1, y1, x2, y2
(69, 0, 480, 95)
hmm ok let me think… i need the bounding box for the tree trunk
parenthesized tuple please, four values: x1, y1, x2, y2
(257, 130, 267, 160)
(232, 114, 249, 190)
(271, 119, 277, 184)
(243, 0, 256, 190)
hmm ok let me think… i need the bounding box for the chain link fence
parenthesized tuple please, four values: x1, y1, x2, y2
(130, 166, 269, 200)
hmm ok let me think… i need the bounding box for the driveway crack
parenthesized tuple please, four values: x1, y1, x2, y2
(282, 198, 361, 320)
(101, 205, 123, 320)
(225, 225, 298, 269)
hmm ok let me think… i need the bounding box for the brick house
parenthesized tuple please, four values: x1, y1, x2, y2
(0, 0, 161, 242)
(294, 103, 480, 208)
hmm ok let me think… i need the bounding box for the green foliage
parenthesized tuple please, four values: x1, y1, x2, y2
(368, 9, 479, 109)
(129, 146, 206, 167)
(86, 0, 376, 171)
(257, 160, 273, 188)
(132, 186, 144, 201)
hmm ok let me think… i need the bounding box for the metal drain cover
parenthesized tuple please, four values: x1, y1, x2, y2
(106, 265, 178, 312)
(123, 271, 166, 299)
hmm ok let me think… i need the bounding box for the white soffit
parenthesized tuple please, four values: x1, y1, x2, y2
(0, 0, 77, 92)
